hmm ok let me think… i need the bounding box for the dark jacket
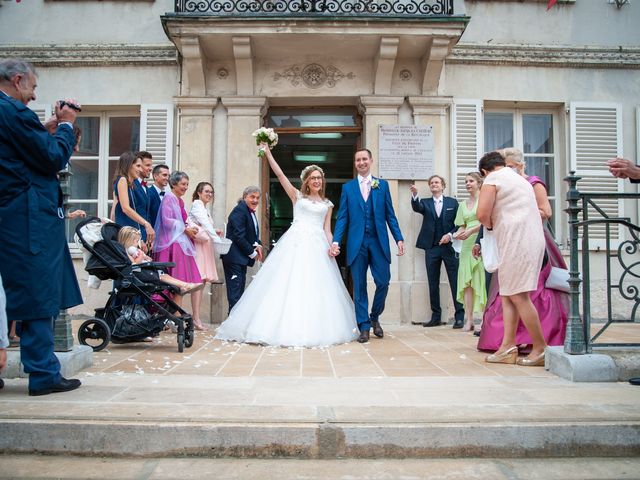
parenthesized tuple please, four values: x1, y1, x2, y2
(147, 185, 162, 227)
(0, 92, 82, 320)
(221, 201, 261, 267)
(411, 195, 458, 250)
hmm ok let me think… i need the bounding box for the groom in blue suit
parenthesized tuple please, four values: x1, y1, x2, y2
(331, 149, 404, 343)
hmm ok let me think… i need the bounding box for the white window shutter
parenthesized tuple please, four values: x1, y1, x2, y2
(140, 104, 174, 169)
(29, 103, 52, 124)
(451, 100, 483, 198)
(569, 102, 623, 248)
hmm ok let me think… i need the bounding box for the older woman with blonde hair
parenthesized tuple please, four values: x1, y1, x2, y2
(478, 148, 568, 354)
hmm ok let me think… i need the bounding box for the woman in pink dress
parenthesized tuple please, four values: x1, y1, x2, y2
(188, 182, 221, 330)
(477, 151, 547, 366)
(153, 171, 202, 309)
(478, 148, 568, 354)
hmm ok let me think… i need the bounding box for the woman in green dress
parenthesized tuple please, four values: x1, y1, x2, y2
(453, 172, 487, 332)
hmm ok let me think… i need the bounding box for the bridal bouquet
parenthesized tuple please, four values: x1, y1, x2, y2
(252, 127, 278, 157)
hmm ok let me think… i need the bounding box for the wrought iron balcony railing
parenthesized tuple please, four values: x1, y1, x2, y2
(174, 0, 453, 17)
(564, 172, 640, 353)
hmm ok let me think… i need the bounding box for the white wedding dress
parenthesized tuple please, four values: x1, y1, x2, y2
(215, 191, 358, 347)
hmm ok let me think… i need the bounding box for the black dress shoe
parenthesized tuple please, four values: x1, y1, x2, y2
(0, 378, 4, 389)
(452, 319, 464, 329)
(422, 319, 443, 327)
(29, 377, 81, 397)
(372, 321, 384, 338)
(473, 329, 481, 337)
(357, 330, 370, 343)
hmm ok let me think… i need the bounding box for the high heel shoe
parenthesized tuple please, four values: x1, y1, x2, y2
(516, 351, 545, 367)
(180, 282, 205, 295)
(485, 346, 518, 364)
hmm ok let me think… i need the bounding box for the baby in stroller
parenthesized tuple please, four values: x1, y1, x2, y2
(76, 217, 196, 352)
(117, 226, 204, 296)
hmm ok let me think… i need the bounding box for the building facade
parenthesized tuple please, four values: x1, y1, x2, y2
(1, 0, 638, 323)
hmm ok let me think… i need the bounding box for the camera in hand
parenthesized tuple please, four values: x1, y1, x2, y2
(58, 100, 82, 112)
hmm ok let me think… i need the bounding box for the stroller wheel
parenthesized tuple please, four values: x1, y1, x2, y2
(78, 318, 111, 352)
(177, 333, 185, 353)
(184, 319, 194, 349)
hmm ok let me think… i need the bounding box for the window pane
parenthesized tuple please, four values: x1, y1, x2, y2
(523, 114, 553, 154)
(75, 117, 100, 155)
(484, 113, 513, 151)
(68, 159, 98, 199)
(65, 202, 98, 241)
(524, 155, 554, 193)
(109, 117, 140, 156)
(108, 159, 119, 200)
(267, 108, 357, 128)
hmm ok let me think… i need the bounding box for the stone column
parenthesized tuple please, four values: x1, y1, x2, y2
(174, 96, 218, 324)
(175, 96, 218, 185)
(408, 96, 453, 325)
(358, 95, 407, 324)
(220, 97, 268, 213)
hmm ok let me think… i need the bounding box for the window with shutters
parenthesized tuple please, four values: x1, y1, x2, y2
(483, 108, 560, 239)
(569, 102, 623, 248)
(66, 111, 141, 239)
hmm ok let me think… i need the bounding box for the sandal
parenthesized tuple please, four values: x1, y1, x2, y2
(8, 336, 20, 348)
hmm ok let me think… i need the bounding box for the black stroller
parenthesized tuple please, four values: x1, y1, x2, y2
(75, 217, 195, 352)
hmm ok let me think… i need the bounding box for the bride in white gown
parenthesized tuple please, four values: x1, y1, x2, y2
(215, 144, 358, 347)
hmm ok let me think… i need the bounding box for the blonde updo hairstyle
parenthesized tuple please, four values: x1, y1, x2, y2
(466, 171, 484, 189)
(299, 164, 325, 198)
(499, 148, 525, 174)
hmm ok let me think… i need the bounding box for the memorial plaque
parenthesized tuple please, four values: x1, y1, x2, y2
(378, 125, 434, 180)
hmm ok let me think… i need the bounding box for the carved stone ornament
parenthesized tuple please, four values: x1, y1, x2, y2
(217, 68, 229, 79)
(399, 69, 412, 81)
(274, 63, 355, 89)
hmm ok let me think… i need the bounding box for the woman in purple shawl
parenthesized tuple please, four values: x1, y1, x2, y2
(153, 171, 202, 307)
(477, 148, 569, 352)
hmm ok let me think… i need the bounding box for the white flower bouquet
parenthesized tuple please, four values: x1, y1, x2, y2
(252, 127, 278, 157)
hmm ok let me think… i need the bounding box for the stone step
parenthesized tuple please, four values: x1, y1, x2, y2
(1, 375, 639, 458)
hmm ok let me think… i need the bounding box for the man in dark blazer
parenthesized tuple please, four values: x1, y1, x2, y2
(0, 59, 83, 395)
(221, 186, 263, 312)
(410, 175, 464, 328)
(147, 163, 170, 227)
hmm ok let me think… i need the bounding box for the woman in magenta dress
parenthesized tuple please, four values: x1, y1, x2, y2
(153, 171, 202, 308)
(478, 148, 569, 352)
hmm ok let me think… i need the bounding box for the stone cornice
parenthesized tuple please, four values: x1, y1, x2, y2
(448, 43, 640, 69)
(0, 44, 178, 67)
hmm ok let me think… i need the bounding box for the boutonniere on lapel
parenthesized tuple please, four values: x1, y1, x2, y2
(371, 179, 380, 189)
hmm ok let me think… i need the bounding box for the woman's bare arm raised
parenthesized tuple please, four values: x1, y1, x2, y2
(261, 142, 298, 204)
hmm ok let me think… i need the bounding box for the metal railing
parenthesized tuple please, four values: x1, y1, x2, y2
(565, 172, 640, 354)
(174, 0, 453, 16)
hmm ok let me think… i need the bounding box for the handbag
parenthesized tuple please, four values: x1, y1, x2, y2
(545, 266, 572, 293)
(479, 229, 500, 273)
(187, 219, 209, 244)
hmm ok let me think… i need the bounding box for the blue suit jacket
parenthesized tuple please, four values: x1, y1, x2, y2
(147, 185, 162, 227)
(411, 195, 458, 250)
(0, 92, 82, 320)
(221, 201, 261, 267)
(333, 177, 403, 266)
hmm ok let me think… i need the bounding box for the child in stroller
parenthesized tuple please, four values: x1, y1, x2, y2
(117, 226, 204, 296)
(76, 217, 197, 352)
